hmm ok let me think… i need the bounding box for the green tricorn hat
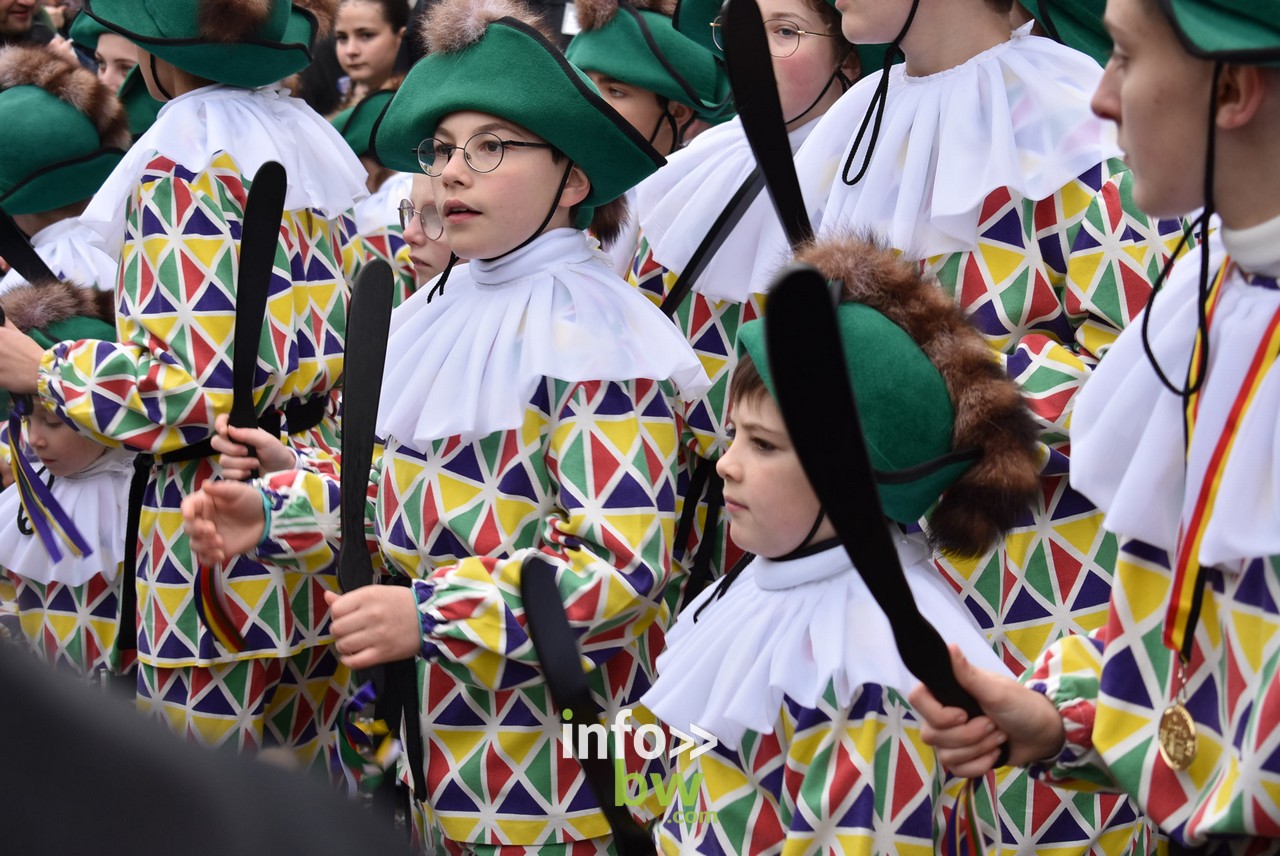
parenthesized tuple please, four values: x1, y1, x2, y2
(672, 0, 891, 82)
(373, 0, 665, 228)
(80, 0, 339, 89)
(0, 46, 130, 216)
(69, 10, 113, 52)
(332, 89, 397, 160)
(739, 234, 1039, 558)
(1020, 0, 1110, 68)
(566, 0, 735, 124)
(1157, 0, 1280, 66)
(117, 65, 164, 140)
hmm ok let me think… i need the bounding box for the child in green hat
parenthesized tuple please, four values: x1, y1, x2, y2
(627, 0, 874, 621)
(1011, 0, 1111, 67)
(566, 0, 735, 276)
(642, 232, 1044, 852)
(915, 0, 1280, 850)
(0, 0, 372, 774)
(0, 277, 136, 681)
(0, 45, 129, 296)
(181, 0, 708, 849)
(332, 87, 419, 306)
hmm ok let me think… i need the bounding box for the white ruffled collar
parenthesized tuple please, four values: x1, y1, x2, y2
(805, 29, 1118, 258)
(376, 228, 710, 449)
(81, 84, 369, 258)
(642, 534, 1009, 751)
(631, 115, 820, 302)
(1071, 224, 1280, 570)
(0, 449, 134, 586)
(0, 219, 118, 296)
(354, 171, 414, 236)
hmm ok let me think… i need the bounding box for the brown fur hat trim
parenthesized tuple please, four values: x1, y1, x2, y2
(421, 0, 551, 55)
(589, 195, 630, 248)
(794, 231, 1041, 558)
(0, 279, 114, 334)
(0, 47, 130, 151)
(197, 0, 275, 42)
(295, 0, 340, 38)
(576, 0, 676, 31)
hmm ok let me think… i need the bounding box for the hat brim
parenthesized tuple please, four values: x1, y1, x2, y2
(0, 148, 124, 215)
(1158, 0, 1280, 66)
(372, 17, 664, 209)
(83, 1, 319, 88)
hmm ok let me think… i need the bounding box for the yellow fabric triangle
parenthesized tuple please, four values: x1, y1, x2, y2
(1060, 178, 1093, 220)
(975, 242, 1025, 286)
(599, 419, 640, 458)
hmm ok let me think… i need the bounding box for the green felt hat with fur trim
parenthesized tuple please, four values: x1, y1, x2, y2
(1157, 0, 1280, 66)
(80, 0, 338, 89)
(0, 279, 116, 349)
(672, 0, 890, 81)
(566, 0, 734, 124)
(0, 47, 130, 216)
(738, 234, 1040, 558)
(1020, 0, 1110, 67)
(332, 89, 396, 160)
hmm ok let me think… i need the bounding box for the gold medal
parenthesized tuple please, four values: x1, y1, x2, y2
(1158, 701, 1197, 770)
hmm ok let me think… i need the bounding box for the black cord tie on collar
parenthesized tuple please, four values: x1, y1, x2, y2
(840, 0, 921, 186)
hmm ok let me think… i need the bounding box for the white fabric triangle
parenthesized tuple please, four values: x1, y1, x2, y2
(377, 228, 711, 449)
(643, 534, 1011, 751)
(0, 449, 134, 586)
(1072, 221, 1280, 571)
(81, 84, 370, 258)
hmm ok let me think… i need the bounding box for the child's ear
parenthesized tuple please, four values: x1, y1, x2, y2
(1216, 64, 1273, 131)
(559, 165, 592, 209)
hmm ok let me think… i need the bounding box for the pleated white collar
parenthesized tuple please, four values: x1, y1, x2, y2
(643, 534, 1010, 750)
(376, 228, 710, 450)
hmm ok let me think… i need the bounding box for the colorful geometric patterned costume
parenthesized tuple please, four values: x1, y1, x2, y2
(256, 230, 707, 849)
(645, 543, 1160, 855)
(0, 450, 134, 679)
(34, 84, 369, 768)
(707, 31, 1185, 852)
(343, 171, 418, 308)
(628, 117, 820, 601)
(1030, 229, 1280, 850)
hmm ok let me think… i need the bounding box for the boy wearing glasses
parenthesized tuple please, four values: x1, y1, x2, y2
(181, 0, 708, 851)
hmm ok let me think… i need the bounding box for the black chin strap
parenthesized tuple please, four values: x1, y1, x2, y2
(482, 161, 575, 262)
(692, 507, 829, 622)
(1138, 61, 1221, 450)
(840, 0, 921, 185)
(784, 64, 849, 127)
(426, 252, 460, 302)
(149, 54, 174, 101)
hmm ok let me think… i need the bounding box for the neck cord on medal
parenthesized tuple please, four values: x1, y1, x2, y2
(692, 508, 830, 622)
(841, 0, 920, 185)
(150, 54, 175, 102)
(1139, 62, 1223, 451)
(427, 159, 575, 302)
